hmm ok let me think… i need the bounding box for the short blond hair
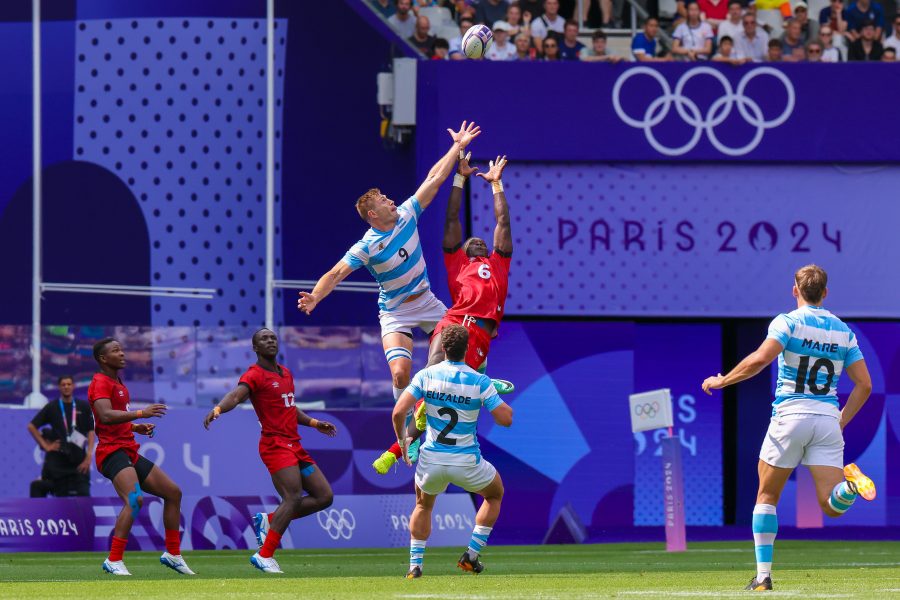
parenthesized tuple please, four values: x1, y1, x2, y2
(356, 188, 381, 221)
(794, 264, 828, 304)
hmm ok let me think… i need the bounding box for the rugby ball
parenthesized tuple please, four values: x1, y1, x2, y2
(461, 24, 493, 59)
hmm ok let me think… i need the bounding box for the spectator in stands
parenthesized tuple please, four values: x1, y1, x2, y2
(846, 0, 885, 39)
(448, 15, 474, 59)
(581, 0, 615, 28)
(884, 16, 900, 51)
(819, 24, 846, 59)
(486, 20, 518, 59)
(540, 36, 562, 59)
(719, 1, 747, 41)
(754, 0, 792, 39)
(883, 46, 897, 59)
(433, 37, 450, 58)
(410, 15, 437, 56)
(476, 0, 510, 25)
(389, 0, 417, 38)
(848, 19, 885, 58)
(699, 0, 730, 29)
(735, 12, 771, 60)
(513, 31, 537, 59)
(558, 20, 585, 59)
(673, 2, 715, 59)
(580, 29, 624, 61)
(781, 19, 807, 59)
(373, 0, 397, 18)
(714, 34, 753, 61)
(767, 37, 785, 58)
(805, 39, 825, 58)
(532, 0, 567, 53)
(506, 4, 532, 39)
(518, 0, 545, 19)
(27, 375, 95, 498)
(633, 17, 673, 60)
(793, 2, 820, 41)
(675, 0, 697, 25)
(819, 0, 850, 35)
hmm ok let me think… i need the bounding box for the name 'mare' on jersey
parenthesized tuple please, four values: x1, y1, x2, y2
(342, 197, 431, 313)
(766, 305, 864, 419)
(407, 360, 505, 466)
(444, 248, 511, 325)
(239, 364, 300, 441)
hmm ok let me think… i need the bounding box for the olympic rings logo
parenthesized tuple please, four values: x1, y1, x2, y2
(317, 508, 356, 540)
(634, 402, 660, 418)
(612, 66, 795, 157)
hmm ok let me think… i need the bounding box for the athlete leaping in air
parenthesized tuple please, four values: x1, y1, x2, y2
(373, 154, 514, 474)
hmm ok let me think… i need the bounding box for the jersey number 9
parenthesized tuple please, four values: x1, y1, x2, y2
(399, 247, 409, 262)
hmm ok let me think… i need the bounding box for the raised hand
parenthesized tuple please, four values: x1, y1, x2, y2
(298, 291, 318, 315)
(447, 121, 482, 148)
(458, 151, 478, 178)
(475, 155, 508, 183)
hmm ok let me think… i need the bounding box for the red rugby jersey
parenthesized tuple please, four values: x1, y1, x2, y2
(239, 364, 299, 440)
(88, 372, 140, 469)
(444, 248, 511, 324)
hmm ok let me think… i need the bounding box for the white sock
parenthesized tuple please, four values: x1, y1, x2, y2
(467, 525, 492, 559)
(393, 386, 404, 402)
(409, 538, 426, 570)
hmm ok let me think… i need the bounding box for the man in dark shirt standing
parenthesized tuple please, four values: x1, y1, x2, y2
(27, 375, 95, 497)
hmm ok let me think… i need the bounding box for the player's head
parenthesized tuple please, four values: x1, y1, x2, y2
(93, 337, 125, 370)
(58, 375, 74, 397)
(463, 237, 489, 258)
(252, 328, 279, 359)
(441, 324, 468, 362)
(356, 188, 397, 226)
(793, 264, 828, 305)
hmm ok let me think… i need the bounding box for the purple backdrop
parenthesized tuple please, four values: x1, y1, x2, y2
(417, 62, 900, 163)
(471, 163, 898, 318)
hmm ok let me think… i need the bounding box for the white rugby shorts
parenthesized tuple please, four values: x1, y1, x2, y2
(415, 454, 497, 495)
(378, 291, 447, 337)
(759, 414, 844, 469)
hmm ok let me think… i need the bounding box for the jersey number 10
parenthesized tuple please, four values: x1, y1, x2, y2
(793, 356, 835, 396)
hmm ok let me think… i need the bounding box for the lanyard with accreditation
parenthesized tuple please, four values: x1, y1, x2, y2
(60, 398, 88, 449)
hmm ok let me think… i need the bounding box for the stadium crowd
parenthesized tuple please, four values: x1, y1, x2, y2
(373, 0, 900, 61)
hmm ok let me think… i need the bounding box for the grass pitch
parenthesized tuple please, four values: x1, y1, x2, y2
(1, 541, 899, 599)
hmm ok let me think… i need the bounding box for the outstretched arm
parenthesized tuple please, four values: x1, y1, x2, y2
(93, 398, 167, 425)
(443, 151, 477, 252)
(414, 121, 481, 210)
(702, 338, 783, 394)
(203, 383, 251, 429)
(476, 156, 512, 255)
(297, 259, 356, 315)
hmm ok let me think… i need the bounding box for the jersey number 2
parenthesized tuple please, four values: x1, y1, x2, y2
(436, 407, 459, 445)
(282, 393, 295, 407)
(793, 356, 835, 395)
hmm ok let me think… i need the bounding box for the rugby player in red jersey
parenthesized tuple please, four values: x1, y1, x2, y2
(203, 328, 337, 574)
(373, 154, 513, 474)
(88, 338, 194, 576)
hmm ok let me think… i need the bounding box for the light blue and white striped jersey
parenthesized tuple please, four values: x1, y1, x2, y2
(342, 197, 431, 313)
(407, 360, 504, 466)
(766, 305, 864, 418)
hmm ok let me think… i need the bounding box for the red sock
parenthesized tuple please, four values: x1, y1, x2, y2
(165, 529, 181, 556)
(388, 442, 402, 459)
(109, 536, 127, 562)
(259, 529, 282, 559)
(267, 512, 274, 523)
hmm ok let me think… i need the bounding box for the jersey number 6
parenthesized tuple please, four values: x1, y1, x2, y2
(477, 264, 491, 280)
